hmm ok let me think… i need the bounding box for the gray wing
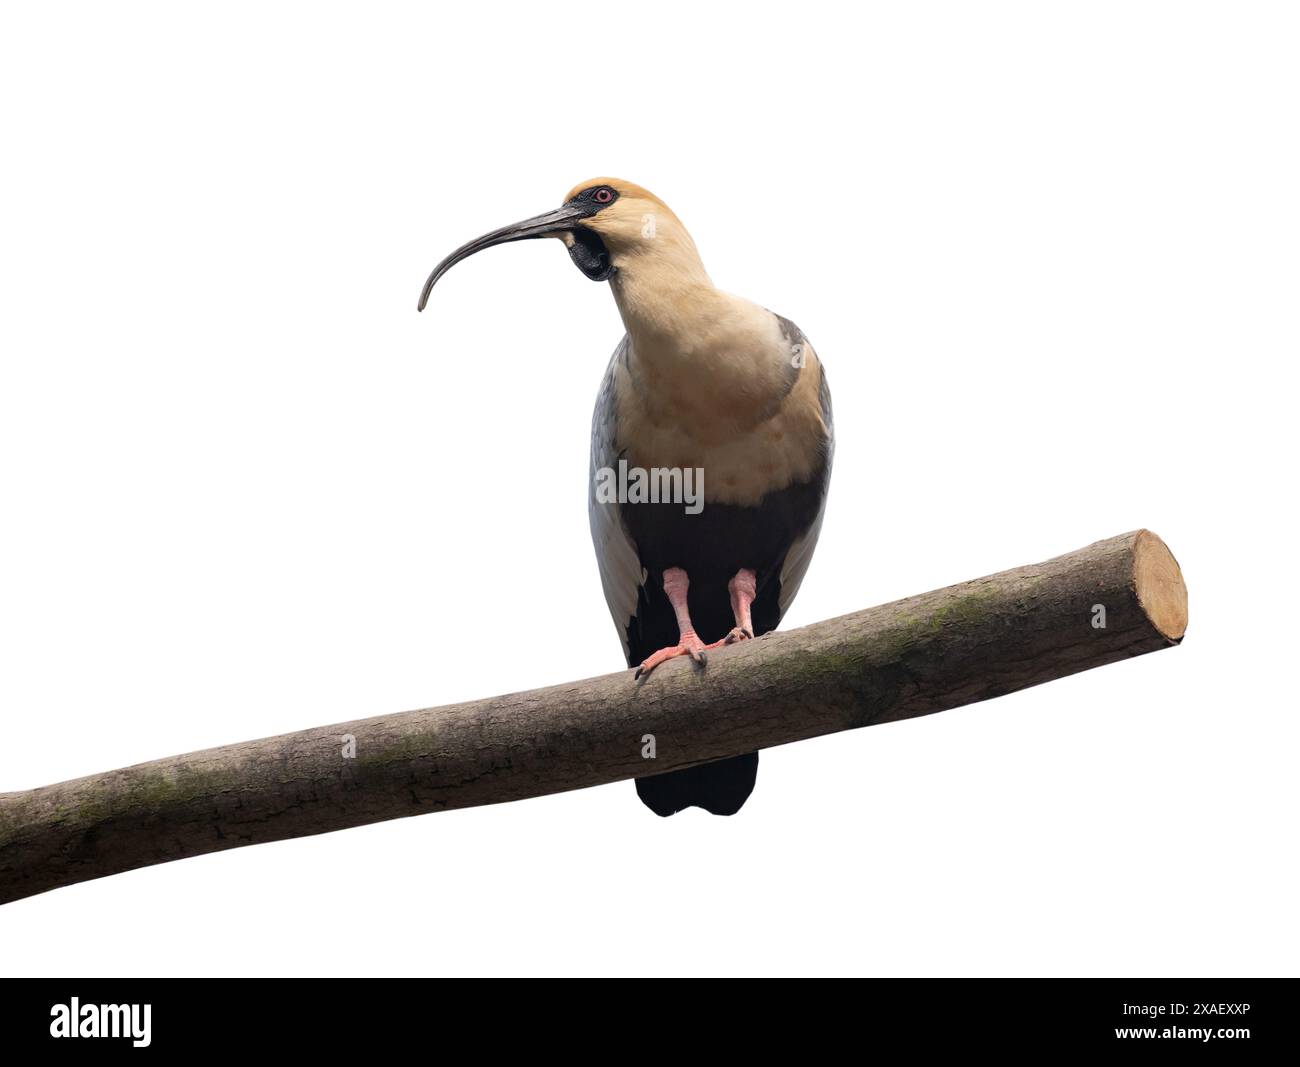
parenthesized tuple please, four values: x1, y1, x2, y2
(777, 330, 834, 620)
(588, 336, 645, 661)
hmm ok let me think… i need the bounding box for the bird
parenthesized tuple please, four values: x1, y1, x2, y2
(418, 178, 833, 816)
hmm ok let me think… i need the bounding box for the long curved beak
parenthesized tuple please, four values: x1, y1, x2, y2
(417, 204, 590, 311)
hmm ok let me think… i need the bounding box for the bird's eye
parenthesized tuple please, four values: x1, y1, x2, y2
(594, 187, 614, 204)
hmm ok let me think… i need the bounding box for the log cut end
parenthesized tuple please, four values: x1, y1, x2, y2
(1133, 529, 1188, 642)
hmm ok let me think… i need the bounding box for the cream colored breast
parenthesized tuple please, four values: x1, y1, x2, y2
(614, 345, 830, 507)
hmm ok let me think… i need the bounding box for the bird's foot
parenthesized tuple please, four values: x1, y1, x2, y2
(633, 627, 752, 679)
(634, 632, 712, 679)
(720, 625, 754, 645)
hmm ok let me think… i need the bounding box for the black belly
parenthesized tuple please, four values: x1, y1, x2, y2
(619, 473, 826, 665)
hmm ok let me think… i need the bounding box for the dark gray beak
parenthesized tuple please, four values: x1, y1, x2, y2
(417, 204, 593, 311)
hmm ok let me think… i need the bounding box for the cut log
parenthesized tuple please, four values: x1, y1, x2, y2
(0, 529, 1186, 905)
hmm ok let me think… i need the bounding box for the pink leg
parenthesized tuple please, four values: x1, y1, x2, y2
(634, 567, 759, 679)
(722, 568, 757, 644)
(635, 568, 709, 678)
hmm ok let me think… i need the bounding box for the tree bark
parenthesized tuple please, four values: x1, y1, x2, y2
(0, 529, 1187, 905)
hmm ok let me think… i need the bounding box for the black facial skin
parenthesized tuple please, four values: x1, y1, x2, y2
(417, 184, 622, 309)
(565, 186, 619, 282)
(568, 185, 620, 213)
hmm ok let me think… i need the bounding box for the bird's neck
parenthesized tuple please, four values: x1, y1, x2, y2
(608, 234, 716, 342)
(609, 256, 798, 438)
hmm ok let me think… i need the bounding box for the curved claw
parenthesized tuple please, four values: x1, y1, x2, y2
(634, 633, 711, 679)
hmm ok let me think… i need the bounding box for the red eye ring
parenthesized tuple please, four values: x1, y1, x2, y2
(594, 187, 614, 204)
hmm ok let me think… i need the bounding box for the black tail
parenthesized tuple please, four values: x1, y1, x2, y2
(635, 751, 758, 816)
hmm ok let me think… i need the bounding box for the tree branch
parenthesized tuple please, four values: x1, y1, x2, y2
(0, 529, 1187, 905)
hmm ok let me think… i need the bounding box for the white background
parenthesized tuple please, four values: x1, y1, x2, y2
(1, 1, 1296, 977)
